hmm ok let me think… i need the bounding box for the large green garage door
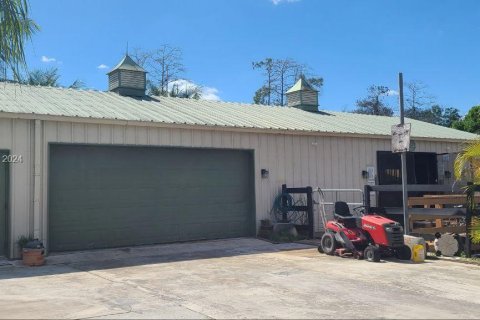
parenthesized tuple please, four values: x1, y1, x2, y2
(49, 144, 255, 252)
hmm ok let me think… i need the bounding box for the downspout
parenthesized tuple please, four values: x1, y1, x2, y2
(33, 119, 43, 240)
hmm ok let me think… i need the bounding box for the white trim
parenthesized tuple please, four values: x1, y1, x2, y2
(33, 120, 42, 239)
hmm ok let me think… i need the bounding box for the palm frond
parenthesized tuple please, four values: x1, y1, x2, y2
(24, 67, 59, 86)
(454, 138, 480, 183)
(68, 79, 85, 89)
(464, 184, 478, 212)
(0, 0, 39, 79)
(470, 217, 480, 245)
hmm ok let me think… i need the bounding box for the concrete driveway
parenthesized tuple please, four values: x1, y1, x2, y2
(0, 238, 479, 319)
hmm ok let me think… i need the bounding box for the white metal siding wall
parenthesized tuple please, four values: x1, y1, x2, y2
(0, 118, 33, 256)
(1, 118, 464, 256)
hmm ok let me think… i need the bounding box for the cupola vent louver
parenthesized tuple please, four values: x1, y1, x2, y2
(108, 54, 147, 97)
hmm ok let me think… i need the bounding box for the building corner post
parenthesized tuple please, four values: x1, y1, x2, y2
(33, 120, 43, 241)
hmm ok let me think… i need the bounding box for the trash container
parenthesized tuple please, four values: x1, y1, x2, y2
(403, 235, 427, 260)
(412, 244, 425, 263)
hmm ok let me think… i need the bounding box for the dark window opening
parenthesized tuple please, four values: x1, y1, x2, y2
(377, 151, 438, 207)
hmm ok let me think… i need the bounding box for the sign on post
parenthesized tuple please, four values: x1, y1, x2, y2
(391, 123, 411, 153)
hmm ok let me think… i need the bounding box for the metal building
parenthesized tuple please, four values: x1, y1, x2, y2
(0, 55, 475, 258)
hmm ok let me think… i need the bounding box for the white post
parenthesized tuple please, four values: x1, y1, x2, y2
(33, 119, 43, 239)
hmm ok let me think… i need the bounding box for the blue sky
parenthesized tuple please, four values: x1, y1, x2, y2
(25, 0, 480, 113)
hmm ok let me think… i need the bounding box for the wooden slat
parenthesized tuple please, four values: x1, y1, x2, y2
(408, 195, 480, 206)
(408, 208, 466, 218)
(368, 184, 453, 193)
(412, 226, 465, 234)
(386, 207, 466, 217)
(409, 214, 465, 220)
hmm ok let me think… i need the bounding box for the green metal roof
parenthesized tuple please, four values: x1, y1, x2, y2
(107, 54, 146, 74)
(0, 82, 475, 141)
(286, 76, 317, 93)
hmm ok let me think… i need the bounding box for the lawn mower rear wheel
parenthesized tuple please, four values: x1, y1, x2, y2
(320, 232, 337, 255)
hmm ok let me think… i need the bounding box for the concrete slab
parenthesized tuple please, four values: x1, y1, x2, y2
(0, 238, 479, 319)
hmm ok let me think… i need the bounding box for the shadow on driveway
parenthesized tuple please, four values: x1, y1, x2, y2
(0, 238, 314, 280)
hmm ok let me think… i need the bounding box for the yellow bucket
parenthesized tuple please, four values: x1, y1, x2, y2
(412, 244, 425, 263)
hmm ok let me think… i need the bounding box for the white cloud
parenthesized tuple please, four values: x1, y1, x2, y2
(202, 86, 221, 101)
(41, 55, 56, 63)
(168, 79, 221, 101)
(386, 89, 399, 96)
(271, 0, 300, 5)
(97, 64, 109, 70)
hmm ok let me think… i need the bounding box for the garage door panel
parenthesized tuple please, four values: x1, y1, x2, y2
(49, 145, 255, 252)
(50, 191, 249, 214)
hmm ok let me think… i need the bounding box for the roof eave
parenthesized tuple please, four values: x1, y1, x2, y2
(0, 111, 474, 143)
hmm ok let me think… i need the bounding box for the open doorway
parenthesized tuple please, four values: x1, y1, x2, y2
(377, 151, 438, 207)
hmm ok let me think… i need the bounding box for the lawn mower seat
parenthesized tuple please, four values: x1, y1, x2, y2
(334, 201, 352, 217)
(334, 201, 358, 228)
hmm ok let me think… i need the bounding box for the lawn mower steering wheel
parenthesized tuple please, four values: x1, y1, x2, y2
(352, 206, 366, 215)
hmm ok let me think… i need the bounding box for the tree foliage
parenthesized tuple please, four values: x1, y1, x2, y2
(452, 106, 480, 133)
(132, 45, 205, 99)
(353, 85, 393, 116)
(405, 104, 461, 127)
(19, 67, 85, 88)
(454, 138, 480, 182)
(0, 0, 39, 80)
(454, 139, 480, 245)
(132, 45, 185, 96)
(253, 85, 270, 105)
(252, 58, 274, 105)
(169, 80, 202, 99)
(440, 107, 461, 127)
(252, 57, 323, 106)
(404, 81, 435, 121)
(355, 80, 461, 126)
(24, 67, 59, 86)
(400, 81, 462, 127)
(404, 81, 434, 119)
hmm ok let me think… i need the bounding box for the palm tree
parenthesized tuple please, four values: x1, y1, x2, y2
(21, 67, 85, 89)
(454, 139, 480, 245)
(455, 139, 480, 184)
(25, 68, 60, 86)
(0, 0, 39, 80)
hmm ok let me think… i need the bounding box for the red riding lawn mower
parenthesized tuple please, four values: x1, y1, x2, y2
(318, 201, 411, 262)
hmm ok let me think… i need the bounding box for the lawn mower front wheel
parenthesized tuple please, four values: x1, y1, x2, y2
(364, 245, 381, 262)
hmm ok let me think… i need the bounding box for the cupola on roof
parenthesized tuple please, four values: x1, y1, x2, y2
(108, 54, 146, 74)
(108, 54, 147, 97)
(286, 76, 319, 113)
(286, 76, 317, 94)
